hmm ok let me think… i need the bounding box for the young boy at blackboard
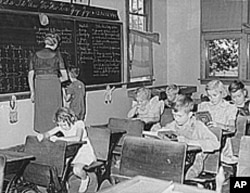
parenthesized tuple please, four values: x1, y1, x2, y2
(63, 67, 86, 120)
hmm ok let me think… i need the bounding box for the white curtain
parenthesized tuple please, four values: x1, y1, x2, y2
(129, 29, 160, 79)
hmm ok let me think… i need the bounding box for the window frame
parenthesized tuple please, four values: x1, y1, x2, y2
(200, 31, 248, 84)
(126, 0, 154, 88)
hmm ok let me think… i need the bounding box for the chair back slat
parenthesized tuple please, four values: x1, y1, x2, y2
(0, 155, 6, 193)
(87, 126, 111, 161)
(108, 118, 144, 145)
(231, 116, 248, 156)
(237, 136, 250, 176)
(119, 136, 187, 183)
(203, 127, 222, 174)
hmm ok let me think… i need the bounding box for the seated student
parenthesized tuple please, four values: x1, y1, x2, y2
(37, 107, 96, 193)
(156, 94, 220, 180)
(150, 84, 179, 132)
(127, 87, 164, 130)
(164, 84, 180, 108)
(228, 80, 250, 135)
(198, 80, 238, 164)
(228, 80, 250, 115)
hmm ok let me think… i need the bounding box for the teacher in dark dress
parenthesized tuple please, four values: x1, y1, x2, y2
(28, 33, 68, 133)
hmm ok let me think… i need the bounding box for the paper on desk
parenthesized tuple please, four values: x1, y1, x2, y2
(142, 131, 161, 139)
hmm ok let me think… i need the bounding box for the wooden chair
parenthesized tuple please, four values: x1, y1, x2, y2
(112, 136, 187, 184)
(105, 118, 145, 155)
(22, 135, 67, 192)
(231, 116, 248, 157)
(84, 126, 113, 191)
(237, 136, 250, 176)
(108, 118, 144, 142)
(185, 127, 222, 190)
(0, 155, 6, 193)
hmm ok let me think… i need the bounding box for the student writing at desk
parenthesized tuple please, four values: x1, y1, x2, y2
(37, 107, 96, 193)
(152, 95, 220, 180)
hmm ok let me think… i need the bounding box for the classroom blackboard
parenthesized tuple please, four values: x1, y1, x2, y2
(76, 20, 122, 85)
(0, 8, 122, 95)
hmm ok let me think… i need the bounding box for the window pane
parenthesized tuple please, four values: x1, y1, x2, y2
(130, 0, 144, 14)
(128, 0, 153, 84)
(129, 32, 152, 79)
(138, 0, 144, 14)
(129, 15, 146, 31)
(207, 38, 239, 77)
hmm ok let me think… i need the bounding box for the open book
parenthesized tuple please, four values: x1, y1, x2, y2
(143, 131, 161, 139)
(195, 111, 212, 126)
(143, 130, 177, 141)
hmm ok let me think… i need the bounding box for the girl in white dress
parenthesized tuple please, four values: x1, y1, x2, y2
(37, 107, 96, 193)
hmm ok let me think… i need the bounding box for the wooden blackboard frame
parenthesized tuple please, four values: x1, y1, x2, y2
(0, 8, 124, 101)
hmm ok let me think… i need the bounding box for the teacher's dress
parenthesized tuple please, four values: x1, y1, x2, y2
(29, 48, 65, 133)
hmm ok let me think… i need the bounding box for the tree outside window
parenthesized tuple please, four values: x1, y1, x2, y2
(207, 38, 239, 77)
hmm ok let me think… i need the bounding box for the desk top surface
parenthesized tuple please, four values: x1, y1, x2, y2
(91, 125, 127, 134)
(142, 131, 202, 152)
(222, 130, 235, 137)
(99, 175, 216, 193)
(0, 150, 35, 163)
(66, 141, 87, 146)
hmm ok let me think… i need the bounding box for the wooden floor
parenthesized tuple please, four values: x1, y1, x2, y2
(66, 164, 232, 193)
(36, 169, 231, 193)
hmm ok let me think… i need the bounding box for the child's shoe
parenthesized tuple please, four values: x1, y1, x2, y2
(79, 175, 90, 193)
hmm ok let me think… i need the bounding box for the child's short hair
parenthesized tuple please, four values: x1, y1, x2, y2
(68, 67, 80, 78)
(166, 84, 179, 95)
(172, 94, 194, 113)
(54, 107, 77, 125)
(228, 80, 247, 96)
(136, 87, 151, 101)
(205, 80, 227, 98)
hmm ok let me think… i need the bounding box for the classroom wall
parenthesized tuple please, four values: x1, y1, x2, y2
(0, 0, 201, 148)
(151, 0, 201, 98)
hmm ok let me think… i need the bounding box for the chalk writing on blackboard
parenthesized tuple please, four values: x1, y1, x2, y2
(0, 8, 123, 95)
(76, 21, 122, 85)
(0, 0, 119, 20)
(0, 44, 32, 93)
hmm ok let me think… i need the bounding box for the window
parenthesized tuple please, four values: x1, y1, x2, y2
(207, 38, 239, 78)
(127, 0, 153, 85)
(200, 32, 247, 83)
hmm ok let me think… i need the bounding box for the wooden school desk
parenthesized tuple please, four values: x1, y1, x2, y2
(23, 136, 87, 192)
(0, 150, 35, 193)
(142, 131, 202, 172)
(221, 130, 235, 148)
(61, 141, 87, 184)
(90, 125, 127, 152)
(99, 175, 216, 193)
(64, 141, 87, 159)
